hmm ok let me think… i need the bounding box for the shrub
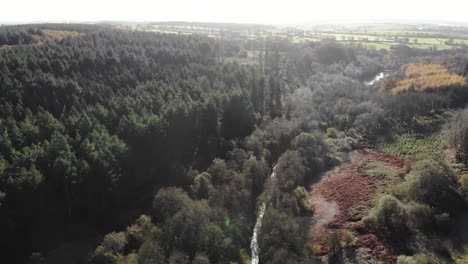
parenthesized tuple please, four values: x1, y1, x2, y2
(449, 109, 468, 164)
(294, 186, 313, 216)
(364, 195, 410, 238)
(402, 159, 463, 214)
(190, 172, 213, 199)
(406, 202, 435, 232)
(460, 173, 468, 194)
(102, 232, 127, 254)
(397, 254, 435, 264)
(92, 232, 127, 264)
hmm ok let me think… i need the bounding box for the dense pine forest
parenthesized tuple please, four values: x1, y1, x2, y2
(2, 23, 468, 264)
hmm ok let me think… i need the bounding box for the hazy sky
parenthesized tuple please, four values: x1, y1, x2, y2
(3, 0, 468, 24)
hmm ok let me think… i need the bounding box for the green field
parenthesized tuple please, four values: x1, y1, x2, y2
(131, 23, 468, 51)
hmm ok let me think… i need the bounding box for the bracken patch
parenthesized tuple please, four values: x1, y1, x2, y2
(309, 148, 407, 262)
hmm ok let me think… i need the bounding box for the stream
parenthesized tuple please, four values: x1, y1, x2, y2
(250, 165, 276, 264)
(364, 72, 389, 86)
(250, 71, 391, 263)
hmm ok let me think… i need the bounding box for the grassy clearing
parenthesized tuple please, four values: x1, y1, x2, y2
(363, 161, 408, 208)
(364, 161, 405, 180)
(379, 133, 449, 161)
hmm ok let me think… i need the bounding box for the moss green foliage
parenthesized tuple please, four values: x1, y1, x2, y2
(401, 158, 463, 213)
(460, 173, 468, 194)
(364, 195, 411, 238)
(449, 109, 468, 164)
(294, 187, 313, 215)
(190, 172, 213, 199)
(379, 133, 448, 160)
(93, 232, 128, 263)
(364, 161, 404, 180)
(397, 254, 435, 264)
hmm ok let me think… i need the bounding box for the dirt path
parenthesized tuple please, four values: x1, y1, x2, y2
(309, 148, 407, 262)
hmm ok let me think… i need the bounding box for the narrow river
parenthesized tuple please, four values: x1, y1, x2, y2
(250, 71, 391, 263)
(364, 72, 389, 86)
(250, 165, 276, 264)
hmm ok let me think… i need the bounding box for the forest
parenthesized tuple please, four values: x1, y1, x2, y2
(1, 23, 468, 264)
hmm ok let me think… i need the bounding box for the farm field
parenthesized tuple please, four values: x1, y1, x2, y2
(130, 22, 468, 51)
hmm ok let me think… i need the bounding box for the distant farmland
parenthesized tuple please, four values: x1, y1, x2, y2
(131, 22, 468, 51)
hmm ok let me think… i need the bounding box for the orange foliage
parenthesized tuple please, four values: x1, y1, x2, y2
(33, 30, 81, 45)
(391, 64, 466, 95)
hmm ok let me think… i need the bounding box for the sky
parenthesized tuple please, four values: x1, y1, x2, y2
(2, 0, 468, 25)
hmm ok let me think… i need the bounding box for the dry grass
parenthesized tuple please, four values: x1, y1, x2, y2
(390, 64, 466, 95)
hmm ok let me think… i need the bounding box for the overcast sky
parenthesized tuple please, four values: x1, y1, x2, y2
(3, 0, 468, 24)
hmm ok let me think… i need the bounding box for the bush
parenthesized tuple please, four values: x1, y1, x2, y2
(190, 172, 213, 199)
(102, 232, 127, 254)
(460, 173, 468, 194)
(402, 159, 464, 214)
(449, 109, 468, 164)
(406, 203, 435, 232)
(293, 187, 313, 216)
(92, 232, 127, 264)
(397, 254, 434, 264)
(364, 195, 410, 238)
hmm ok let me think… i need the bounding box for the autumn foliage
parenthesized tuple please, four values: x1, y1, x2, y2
(387, 64, 466, 95)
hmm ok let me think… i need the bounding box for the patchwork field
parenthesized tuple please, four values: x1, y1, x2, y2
(132, 23, 468, 51)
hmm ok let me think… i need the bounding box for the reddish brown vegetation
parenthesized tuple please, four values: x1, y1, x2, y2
(33, 30, 81, 45)
(309, 148, 407, 262)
